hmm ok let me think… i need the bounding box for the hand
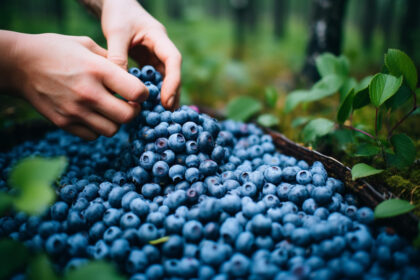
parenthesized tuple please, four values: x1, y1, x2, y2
(101, 0, 182, 110)
(11, 32, 148, 140)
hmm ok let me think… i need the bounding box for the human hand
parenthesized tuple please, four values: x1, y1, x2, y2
(11, 32, 148, 140)
(101, 0, 182, 110)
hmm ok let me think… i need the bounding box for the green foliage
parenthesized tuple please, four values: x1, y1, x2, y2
(354, 143, 380, 157)
(226, 96, 262, 122)
(384, 49, 418, 91)
(351, 163, 384, 180)
(284, 90, 308, 113)
(0, 239, 30, 279)
(315, 53, 349, 78)
(4, 156, 68, 215)
(374, 199, 416, 218)
(337, 89, 354, 124)
(264, 87, 278, 108)
(65, 261, 124, 280)
(27, 255, 59, 280)
(369, 74, 402, 107)
(387, 134, 416, 169)
(257, 114, 279, 127)
(302, 118, 335, 143)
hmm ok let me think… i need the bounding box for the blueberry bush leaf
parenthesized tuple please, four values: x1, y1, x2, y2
(354, 143, 380, 157)
(374, 199, 415, 218)
(337, 89, 354, 124)
(284, 90, 308, 113)
(385, 49, 418, 91)
(27, 255, 59, 280)
(0, 239, 30, 279)
(65, 261, 125, 280)
(315, 53, 349, 78)
(264, 87, 278, 108)
(302, 118, 335, 143)
(257, 114, 279, 127)
(8, 156, 68, 215)
(351, 163, 384, 180)
(306, 74, 344, 102)
(385, 84, 412, 111)
(353, 76, 373, 110)
(0, 193, 13, 216)
(369, 73, 403, 107)
(226, 96, 262, 122)
(386, 134, 416, 169)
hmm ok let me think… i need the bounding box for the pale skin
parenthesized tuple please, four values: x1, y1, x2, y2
(0, 0, 181, 140)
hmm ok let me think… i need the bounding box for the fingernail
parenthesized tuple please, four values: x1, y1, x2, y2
(167, 96, 174, 109)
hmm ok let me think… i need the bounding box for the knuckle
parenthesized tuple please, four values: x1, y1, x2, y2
(79, 36, 95, 47)
(54, 116, 71, 128)
(108, 55, 128, 68)
(119, 109, 136, 124)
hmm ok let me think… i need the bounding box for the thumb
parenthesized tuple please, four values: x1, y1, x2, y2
(106, 32, 131, 69)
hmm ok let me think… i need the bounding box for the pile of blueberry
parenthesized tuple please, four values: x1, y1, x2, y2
(1, 65, 419, 280)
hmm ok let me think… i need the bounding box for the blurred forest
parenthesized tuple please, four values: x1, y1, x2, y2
(0, 0, 419, 127)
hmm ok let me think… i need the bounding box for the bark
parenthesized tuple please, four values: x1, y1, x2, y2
(301, 0, 348, 83)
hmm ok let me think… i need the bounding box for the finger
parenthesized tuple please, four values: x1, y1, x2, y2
(92, 86, 141, 124)
(78, 110, 121, 137)
(106, 32, 131, 69)
(73, 36, 107, 57)
(99, 58, 149, 102)
(63, 124, 99, 141)
(153, 37, 182, 109)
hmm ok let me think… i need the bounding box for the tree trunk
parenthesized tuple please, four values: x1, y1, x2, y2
(399, 0, 420, 62)
(360, 0, 377, 49)
(273, 0, 288, 39)
(379, 0, 395, 49)
(301, 0, 348, 83)
(230, 0, 248, 60)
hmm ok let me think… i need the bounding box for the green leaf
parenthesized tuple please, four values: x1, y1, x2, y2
(149, 236, 170, 245)
(353, 76, 373, 110)
(337, 89, 354, 124)
(264, 87, 278, 108)
(291, 117, 311, 128)
(284, 90, 308, 113)
(387, 134, 416, 168)
(374, 199, 415, 218)
(257, 114, 279, 127)
(28, 255, 59, 280)
(65, 261, 124, 280)
(385, 84, 412, 111)
(226, 97, 262, 122)
(351, 163, 383, 180)
(355, 143, 380, 157)
(0, 193, 13, 216)
(0, 238, 30, 279)
(302, 118, 335, 143)
(357, 76, 374, 91)
(307, 74, 344, 102)
(315, 53, 349, 78)
(9, 156, 67, 215)
(385, 49, 418, 91)
(340, 77, 357, 100)
(369, 73, 403, 107)
(332, 129, 355, 152)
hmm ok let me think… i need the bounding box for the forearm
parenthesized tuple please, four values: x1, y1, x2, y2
(0, 30, 26, 93)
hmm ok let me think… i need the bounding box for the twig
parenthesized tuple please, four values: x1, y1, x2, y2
(410, 185, 420, 204)
(388, 91, 417, 138)
(342, 125, 375, 139)
(375, 108, 379, 137)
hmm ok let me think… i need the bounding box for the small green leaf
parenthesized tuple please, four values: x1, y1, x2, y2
(385, 49, 418, 91)
(302, 118, 335, 143)
(307, 74, 344, 102)
(340, 77, 357, 100)
(355, 143, 380, 157)
(149, 236, 170, 245)
(369, 73, 403, 107)
(284, 90, 308, 113)
(357, 76, 374, 91)
(385, 84, 412, 111)
(353, 76, 373, 110)
(8, 156, 67, 215)
(387, 134, 416, 168)
(291, 117, 311, 128)
(351, 163, 383, 180)
(337, 89, 354, 124)
(226, 97, 262, 122)
(315, 53, 349, 78)
(65, 261, 124, 280)
(374, 199, 415, 218)
(28, 255, 59, 280)
(257, 114, 279, 127)
(0, 238, 30, 279)
(264, 87, 278, 108)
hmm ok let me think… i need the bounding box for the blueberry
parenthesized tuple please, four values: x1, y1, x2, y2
(146, 212, 165, 227)
(84, 202, 105, 224)
(67, 233, 88, 256)
(103, 226, 122, 243)
(241, 182, 257, 198)
(126, 249, 148, 274)
(103, 208, 123, 226)
(178, 257, 200, 278)
(164, 214, 185, 234)
(199, 160, 218, 176)
(235, 232, 255, 254)
(121, 191, 140, 211)
(110, 238, 130, 262)
(251, 214, 272, 235)
(287, 184, 309, 204)
(185, 154, 200, 167)
(200, 241, 226, 266)
(168, 133, 186, 153)
(154, 138, 168, 153)
(141, 65, 156, 81)
(108, 187, 127, 208)
(203, 222, 219, 240)
(145, 264, 164, 280)
(141, 183, 161, 199)
(92, 240, 109, 259)
(182, 122, 199, 140)
(356, 207, 374, 224)
(51, 201, 69, 221)
(242, 201, 264, 219)
(60, 185, 78, 203)
(296, 170, 312, 185)
(66, 211, 86, 232)
(168, 164, 186, 182)
(171, 110, 188, 124)
(199, 265, 216, 280)
(197, 132, 214, 153)
(151, 161, 169, 179)
(163, 259, 180, 277)
(264, 166, 282, 184)
(162, 235, 184, 258)
(120, 212, 141, 229)
(139, 151, 158, 170)
(45, 233, 68, 255)
(129, 67, 141, 78)
(128, 167, 149, 186)
(154, 122, 169, 138)
(168, 123, 181, 134)
(89, 221, 106, 242)
(262, 194, 280, 208)
(198, 197, 221, 222)
(220, 194, 241, 214)
(220, 217, 242, 244)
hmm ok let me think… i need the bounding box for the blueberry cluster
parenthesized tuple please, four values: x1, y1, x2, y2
(1, 65, 419, 280)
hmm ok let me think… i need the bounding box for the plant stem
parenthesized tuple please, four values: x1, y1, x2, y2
(342, 125, 375, 139)
(388, 91, 417, 138)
